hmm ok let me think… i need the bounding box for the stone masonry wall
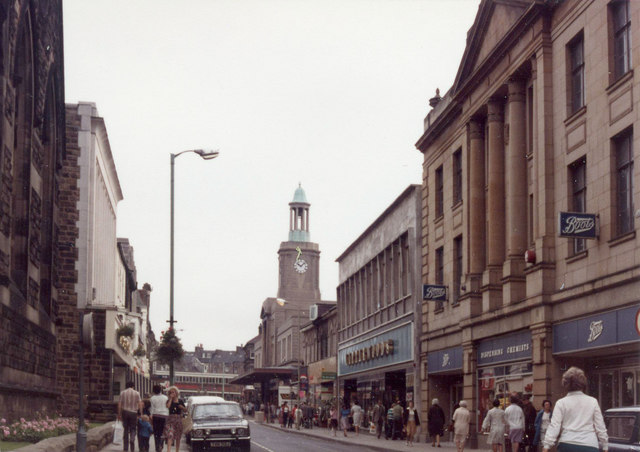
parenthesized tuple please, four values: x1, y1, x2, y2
(55, 106, 82, 416)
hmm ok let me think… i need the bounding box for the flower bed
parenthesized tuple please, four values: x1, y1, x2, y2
(0, 415, 87, 443)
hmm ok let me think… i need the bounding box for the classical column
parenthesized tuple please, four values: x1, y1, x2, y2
(468, 119, 486, 277)
(506, 79, 528, 259)
(503, 79, 528, 304)
(467, 119, 485, 316)
(486, 99, 505, 267)
(483, 99, 505, 312)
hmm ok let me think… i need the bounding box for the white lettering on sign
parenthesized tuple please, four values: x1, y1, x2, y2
(480, 349, 503, 359)
(480, 342, 530, 360)
(562, 216, 595, 234)
(442, 353, 450, 368)
(425, 286, 446, 299)
(506, 343, 530, 354)
(587, 320, 603, 343)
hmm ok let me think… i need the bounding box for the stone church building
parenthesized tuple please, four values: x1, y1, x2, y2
(0, 0, 68, 419)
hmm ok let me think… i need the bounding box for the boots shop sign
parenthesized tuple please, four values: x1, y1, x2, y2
(558, 212, 598, 239)
(423, 284, 448, 301)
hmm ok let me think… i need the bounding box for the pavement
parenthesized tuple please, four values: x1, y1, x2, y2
(256, 419, 461, 452)
(98, 419, 462, 452)
(100, 434, 166, 452)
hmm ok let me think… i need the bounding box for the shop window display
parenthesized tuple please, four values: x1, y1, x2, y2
(588, 368, 640, 410)
(477, 363, 533, 431)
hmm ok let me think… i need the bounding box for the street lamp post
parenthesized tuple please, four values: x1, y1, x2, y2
(169, 149, 219, 385)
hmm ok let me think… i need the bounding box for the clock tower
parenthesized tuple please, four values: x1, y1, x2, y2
(277, 185, 321, 302)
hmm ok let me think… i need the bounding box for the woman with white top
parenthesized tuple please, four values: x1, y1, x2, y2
(542, 367, 608, 452)
(351, 400, 363, 436)
(149, 384, 169, 452)
(482, 398, 506, 452)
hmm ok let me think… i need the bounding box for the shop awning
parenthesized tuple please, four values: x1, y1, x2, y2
(229, 367, 296, 385)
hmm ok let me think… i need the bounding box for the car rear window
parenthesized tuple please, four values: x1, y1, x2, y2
(606, 414, 636, 442)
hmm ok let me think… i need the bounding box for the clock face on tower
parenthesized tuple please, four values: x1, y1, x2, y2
(294, 259, 308, 274)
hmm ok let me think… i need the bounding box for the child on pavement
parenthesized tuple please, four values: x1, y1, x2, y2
(137, 414, 153, 452)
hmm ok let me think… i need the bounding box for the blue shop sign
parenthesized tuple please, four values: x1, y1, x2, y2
(558, 212, 598, 239)
(338, 322, 413, 376)
(428, 346, 463, 374)
(553, 305, 640, 354)
(477, 330, 532, 366)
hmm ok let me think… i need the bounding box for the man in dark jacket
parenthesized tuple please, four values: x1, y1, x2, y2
(522, 395, 537, 452)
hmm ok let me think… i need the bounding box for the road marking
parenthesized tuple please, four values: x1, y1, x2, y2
(252, 440, 277, 452)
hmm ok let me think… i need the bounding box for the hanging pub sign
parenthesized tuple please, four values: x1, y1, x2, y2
(423, 284, 448, 301)
(558, 212, 598, 239)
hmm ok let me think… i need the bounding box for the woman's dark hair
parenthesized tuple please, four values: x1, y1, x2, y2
(493, 399, 500, 407)
(562, 366, 587, 391)
(542, 399, 552, 409)
(152, 384, 162, 394)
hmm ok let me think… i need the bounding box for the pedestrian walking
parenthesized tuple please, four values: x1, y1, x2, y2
(372, 399, 384, 439)
(533, 399, 553, 452)
(340, 403, 351, 437)
(163, 386, 186, 452)
(482, 399, 506, 452)
(117, 381, 143, 452)
(385, 403, 395, 440)
(523, 395, 538, 452)
(351, 400, 363, 436)
(428, 398, 446, 447)
(542, 367, 608, 452)
(281, 402, 290, 428)
(392, 399, 403, 440)
(294, 404, 303, 430)
(137, 415, 153, 452)
(506, 396, 526, 452)
(329, 404, 339, 436)
(149, 385, 168, 452)
(404, 400, 420, 446)
(452, 400, 471, 452)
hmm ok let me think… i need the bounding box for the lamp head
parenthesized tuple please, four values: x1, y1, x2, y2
(193, 149, 220, 160)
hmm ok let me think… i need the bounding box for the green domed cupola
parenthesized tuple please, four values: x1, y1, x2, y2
(288, 184, 310, 242)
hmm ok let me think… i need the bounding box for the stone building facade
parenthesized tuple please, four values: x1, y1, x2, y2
(60, 103, 152, 420)
(0, 0, 67, 420)
(336, 185, 422, 416)
(234, 186, 335, 406)
(301, 303, 338, 406)
(416, 0, 639, 447)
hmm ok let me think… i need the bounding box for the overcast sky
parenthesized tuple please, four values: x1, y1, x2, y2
(63, 0, 481, 352)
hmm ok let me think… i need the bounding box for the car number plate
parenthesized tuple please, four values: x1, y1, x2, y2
(208, 441, 232, 448)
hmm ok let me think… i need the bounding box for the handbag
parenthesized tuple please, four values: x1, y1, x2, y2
(182, 414, 193, 433)
(112, 420, 124, 444)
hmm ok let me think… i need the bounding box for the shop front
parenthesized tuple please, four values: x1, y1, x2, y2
(338, 322, 414, 416)
(476, 330, 533, 432)
(307, 358, 337, 407)
(553, 303, 640, 411)
(427, 346, 464, 421)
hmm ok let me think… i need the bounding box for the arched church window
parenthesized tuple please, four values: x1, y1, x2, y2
(10, 10, 34, 298)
